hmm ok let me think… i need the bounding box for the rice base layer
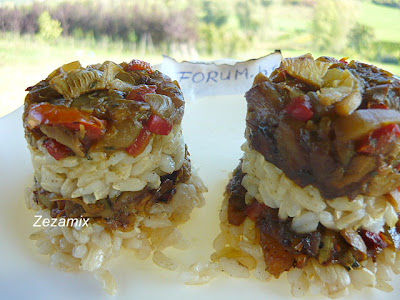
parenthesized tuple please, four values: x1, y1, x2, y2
(240, 142, 398, 234)
(26, 125, 206, 294)
(212, 142, 400, 298)
(31, 126, 187, 204)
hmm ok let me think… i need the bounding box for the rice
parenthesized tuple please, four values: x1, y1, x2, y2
(179, 261, 221, 285)
(26, 123, 206, 294)
(208, 126, 399, 290)
(152, 250, 179, 270)
(210, 143, 400, 297)
(212, 193, 400, 298)
(240, 142, 398, 234)
(286, 248, 400, 298)
(27, 170, 206, 294)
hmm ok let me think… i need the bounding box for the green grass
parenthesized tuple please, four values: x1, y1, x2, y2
(359, 2, 400, 42)
(0, 33, 164, 117)
(0, 33, 162, 67)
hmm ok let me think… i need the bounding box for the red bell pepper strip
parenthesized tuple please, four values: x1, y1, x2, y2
(125, 59, 153, 73)
(26, 103, 106, 140)
(126, 85, 157, 102)
(357, 123, 400, 154)
(368, 103, 389, 109)
(126, 127, 153, 157)
(285, 95, 314, 122)
(43, 138, 74, 160)
(147, 114, 172, 135)
(126, 115, 172, 156)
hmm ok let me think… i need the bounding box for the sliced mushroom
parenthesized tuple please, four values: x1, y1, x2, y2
(282, 54, 332, 88)
(50, 68, 105, 100)
(319, 68, 355, 106)
(143, 93, 175, 120)
(39, 124, 85, 157)
(335, 75, 363, 116)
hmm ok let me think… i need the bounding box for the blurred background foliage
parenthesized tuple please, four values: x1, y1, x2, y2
(0, 0, 400, 116)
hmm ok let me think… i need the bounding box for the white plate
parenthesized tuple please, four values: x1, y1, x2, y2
(1, 96, 399, 300)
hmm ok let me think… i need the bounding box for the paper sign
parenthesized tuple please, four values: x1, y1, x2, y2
(158, 51, 282, 100)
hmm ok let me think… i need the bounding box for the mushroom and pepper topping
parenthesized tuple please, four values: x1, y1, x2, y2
(24, 59, 184, 160)
(247, 54, 400, 199)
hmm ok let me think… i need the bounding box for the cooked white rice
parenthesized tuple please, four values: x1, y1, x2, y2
(30, 125, 186, 204)
(26, 170, 206, 294)
(26, 123, 207, 294)
(212, 194, 400, 298)
(241, 142, 398, 234)
(210, 142, 400, 297)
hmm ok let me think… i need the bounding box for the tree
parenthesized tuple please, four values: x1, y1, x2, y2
(311, 0, 358, 53)
(38, 11, 63, 41)
(347, 22, 375, 55)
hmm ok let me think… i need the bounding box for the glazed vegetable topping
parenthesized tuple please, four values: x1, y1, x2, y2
(24, 59, 184, 159)
(246, 54, 400, 199)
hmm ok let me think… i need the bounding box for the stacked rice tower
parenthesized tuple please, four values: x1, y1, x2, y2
(24, 59, 206, 294)
(212, 54, 400, 297)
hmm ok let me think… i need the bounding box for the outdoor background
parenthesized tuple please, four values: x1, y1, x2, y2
(1, 0, 400, 117)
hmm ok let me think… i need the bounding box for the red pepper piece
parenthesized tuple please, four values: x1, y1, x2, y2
(147, 115, 172, 135)
(26, 103, 106, 141)
(368, 103, 389, 109)
(359, 229, 388, 250)
(43, 138, 74, 160)
(126, 85, 157, 102)
(339, 57, 349, 64)
(285, 95, 314, 122)
(357, 123, 400, 154)
(125, 59, 153, 73)
(126, 128, 153, 157)
(228, 195, 248, 226)
(245, 201, 266, 221)
(357, 135, 375, 154)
